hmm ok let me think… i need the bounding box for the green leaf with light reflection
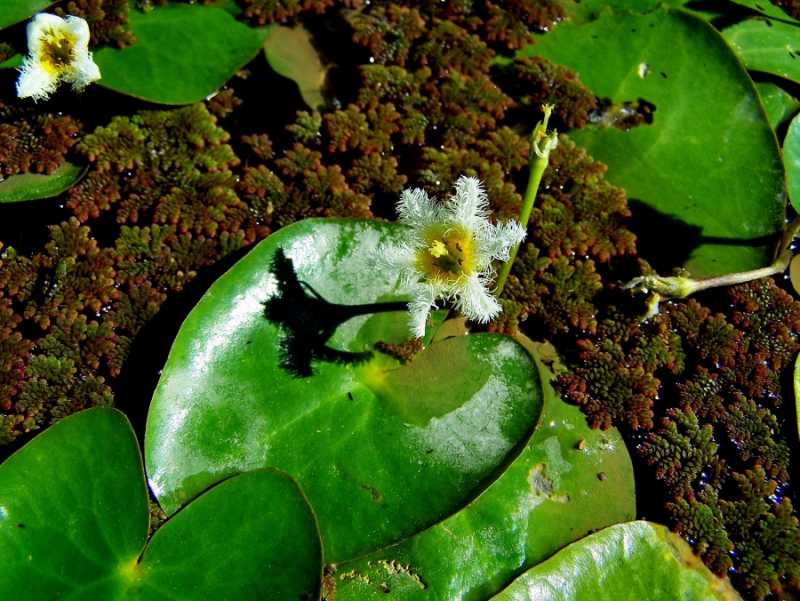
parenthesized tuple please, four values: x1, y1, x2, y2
(145, 218, 543, 564)
(329, 340, 635, 600)
(490, 521, 743, 601)
(0, 408, 322, 600)
(94, 4, 272, 104)
(528, 9, 785, 278)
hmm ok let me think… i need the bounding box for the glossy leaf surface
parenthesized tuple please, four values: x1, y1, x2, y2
(0, 54, 22, 69)
(94, 4, 271, 104)
(0, 0, 52, 30)
(145, 219, 542, 563)
(0, 408, 147, 599)
(732, 0, 800, 22)
(784, 112, 800, 210)
(724, 18, 800, 84)
(0, 162, 84, 204)
(328, 341, 635, 600)
(530, 9, 785, 278)
(131, 469, 321, 600)
(490, 521, 743, 601)
(559, 0, 688, 23)
(264, 25, 327, 109)
(794, 352, 800, 441)
(756, 81, 799, 129)
(790, 255, 800, 295)
(0, 408, 322, 600)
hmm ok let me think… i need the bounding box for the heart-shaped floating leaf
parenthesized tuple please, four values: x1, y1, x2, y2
(723, 18, 800, 85)
(94, 4, 272, 105)
(264, 25, 328, 110)
(489, 521, 743, 600)
(0, 408, 322, 600)
(530, 9, 785, 278)
(783, 112, 800, 210)
(145, 218, 542, 563)
(327, 340, 635, 600)
(0, 162, 85, 204)
(0, 0, 52, 30)
(756, 81, 799, 130)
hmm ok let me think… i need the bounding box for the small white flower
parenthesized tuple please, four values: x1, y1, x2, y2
(382, 176, 526, 338)
(17, 13, 101, 101)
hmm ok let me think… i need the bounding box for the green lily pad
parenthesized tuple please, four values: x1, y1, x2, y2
(0, 0, 52, 30)
(560, 0, 653, 22)
(264, 25, 328, 110)
(0, 54, 22, 69)
(783, 112, 800, 210)
(94, 4, 272, 105)
(145, 218, 543, 563)
(328, 339, 635, 601)
(490, 521, 743, 601)
(723, 18, 800, 84)
(756, 81, 800, 129)
(0, 408, 322, 600)
(559, 0, 689, 23)
(530, 9, 785, 278)
(794, 352, 800, 441)
(0, 162, 85, 204)
(732, 0, 800, 22)
(560, 0, 723, 24)
(790, 254, 800, 295)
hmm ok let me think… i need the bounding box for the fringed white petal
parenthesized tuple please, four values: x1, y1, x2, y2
(68, 51, 101, 90)
(449, 175, 489, 231)
(16, 59, 58, 101)
(455, 274, 501, 324)
(397, 187, 442, 230)
(474, 219, 526, 265)
(26, 13, 64, 56)
(408, 283, 440, 338)
(62, 15, 91, 49)
(377, 240, 419, 291)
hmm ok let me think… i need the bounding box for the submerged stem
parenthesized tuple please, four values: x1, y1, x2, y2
(495, 106, 558, 296)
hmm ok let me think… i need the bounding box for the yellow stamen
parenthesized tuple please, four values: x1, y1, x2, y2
(416, 224, 475, 283)
(40, 29, 76, 74)
(429, 240, 448, 258)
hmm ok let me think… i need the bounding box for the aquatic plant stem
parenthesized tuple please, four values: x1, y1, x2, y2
(495, 106, 558, 296)
(625, 217, 800, 304)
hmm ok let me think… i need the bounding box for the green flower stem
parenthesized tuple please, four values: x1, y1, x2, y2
(495, 107, 558, 296)
(625, 217, 800, 301)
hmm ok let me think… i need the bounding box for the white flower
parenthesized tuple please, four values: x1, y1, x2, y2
(17, 13, 101, 101)
(382, 176, 526, 338)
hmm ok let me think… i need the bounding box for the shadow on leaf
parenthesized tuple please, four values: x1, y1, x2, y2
(264, 248, 407, 377)
(628, 199, 778, 274)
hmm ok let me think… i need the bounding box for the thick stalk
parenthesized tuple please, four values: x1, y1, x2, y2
(495, 107, 557, 296)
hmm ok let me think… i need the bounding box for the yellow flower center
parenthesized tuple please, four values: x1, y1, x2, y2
(416, 224, 475, 283)
(40, 28, 77, 73)
(428, 240, 448, 258)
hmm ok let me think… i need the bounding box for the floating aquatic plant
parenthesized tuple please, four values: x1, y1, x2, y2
(1, 1, 799, 599)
